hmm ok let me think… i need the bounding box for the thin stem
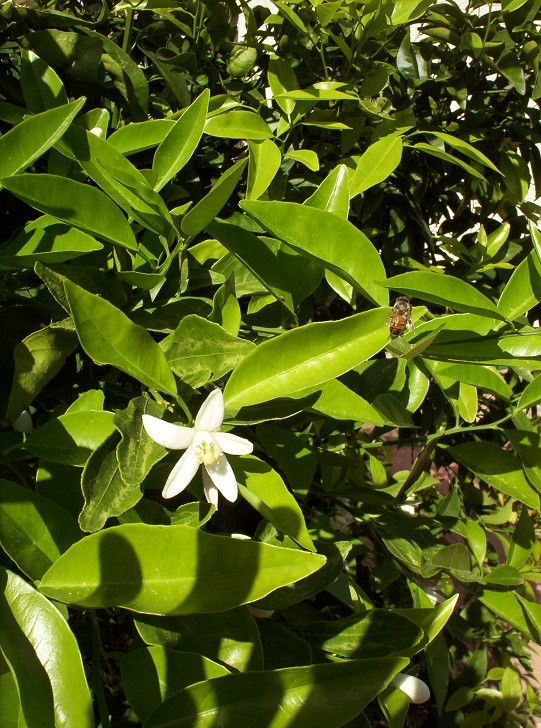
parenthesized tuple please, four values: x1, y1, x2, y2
(90, 611, 110, 728)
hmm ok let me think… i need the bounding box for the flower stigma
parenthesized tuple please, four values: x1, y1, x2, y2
(193, 432, 221, 465)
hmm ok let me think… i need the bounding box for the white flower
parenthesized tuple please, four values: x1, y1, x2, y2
(142, 389, 253, 507)
(391, 673, 430, 704)
(12, 410, 33, 433)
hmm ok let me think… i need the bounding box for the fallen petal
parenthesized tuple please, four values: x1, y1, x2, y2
(163, 447, 200, 499)
(391, 674, 430, 704)
(142, 415, 194, 450)
(214, 431, 253, 455)
(195, 389, 224, 432)
(205, 453, 238, 502)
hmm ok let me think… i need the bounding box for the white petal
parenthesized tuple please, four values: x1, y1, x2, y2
(142, 415, 194, 450)
(205, 453, 238, 502)
(214, 432, 253, 455)
(202, 468, 219, 508)
(391, 674, 430, 704)
(162, 447, 200, 499)
(195, 389, 224, 432)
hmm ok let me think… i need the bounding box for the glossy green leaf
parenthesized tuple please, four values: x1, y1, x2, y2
(181, 158, 248, 236)
(224, 307, 391, 410)
(349, 134, 403, 197)
(0, 216, 103, 269)
(65, 281, 177, 395)
(257, 621, 313, 669)
(300, 609, 424, 658)
(304, 164, 350, 217)
(267, 55, 297, 115)
(134, 607, 263, 672)
(0, 650, 25, 728)
(144, 657, 409, 728)
(25, 410, 116, 466)
(0, 174, 137, 250)
(0, 98, 84, 179)
(285, 149, 319, 171)
(499, 251, 541, 321)
(479, 589, 540, 643)
(451, 442, 540, 508)
(207, 222, 295, 311)
(108, 119, 174, 155)
(114, 397, 167, 486)
(413, 143, 486, 179)
(7, 324, 77, 422)
(484, 565, 523, 586)
(465, 518, 487, 568)
(79, 440, 142, 532)
(241, 200, 388, 305)
(153, 89, 209, 192)
(204, 111, 273, 140)
(20, 49, 68, 112)
(384, 272, 503, 319)
(233, 455, 314, 550)
(427, 132, 501, 174)
(39, 524, 327, 614)
(434, 363, 511, 400)
(0, 567, 93, 728)
(121, 647, 229, 723)
(507, 507, 535, 569)
(518, 373, 541, 408)
(161, 314, 255, 383)
(247, 140, 282, 200)
(255, 425, 316, 498)
(0, 479, 81, 580)
(58, 125, 174, 238)
(300, 379, 385, 425)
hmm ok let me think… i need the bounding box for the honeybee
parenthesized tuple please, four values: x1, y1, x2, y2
(389, 296, 413, 338)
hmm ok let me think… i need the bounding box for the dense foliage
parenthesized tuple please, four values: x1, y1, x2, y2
(1, 0, 541, 725)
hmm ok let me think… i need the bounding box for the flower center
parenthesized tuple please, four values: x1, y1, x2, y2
(193, 431, 221, 465)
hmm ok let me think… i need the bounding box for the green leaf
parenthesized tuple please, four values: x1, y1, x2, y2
(121, 647, 229, 723)
(64, 280, 177, 395)
(108, 119, 174, 155)
(7, 324, 77, 422)
(383, 271, 504, 320)
(0, 479, 81, 580)
(300, 609, 424, 658)
(241, 200, 388, 305)
(507, 507, 535, 569)
(0, 567, 93, 728)
(426, 132, 501, 174)
(0, 216, 103, 269)
(479, 589, 540, 643)
(114, 397, 167, 487)
(299, 379, 387, 425)
(134, 607, 263, 672)
(207, 222, 296, 311)
(518, 373, 541, 409)
(433, 363, 511, 400)
(233, 455, 314, 551)
(161, 314, 255, 382)
(0, 98, 85, 179)
(304, 164, 350, 218)
(284, 149, 319, 172)
(25, 410, 116, 466)
(181, 158, 248, 237)
(498, 252, 541, 321)
(268, 55, 297, 115)
(79, 440, 142, 533)
(413, 143, 486, 180)
(204, 111, 273, 140)
(39, 524, 327, 614)
(247, 140, 282, 200)
(153, 89, 209, 192)
(20, 49, 68, 112)
(224, 308, 391, 410)
(349, 134, 403, 197)
(58, 125, 174, 239)
(256, 424, 316, 497)
(144, 657, 409, 728)
(450, 442, 540, 509)
(0, 174, 137, 251)
(484, 565, 523, 586)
